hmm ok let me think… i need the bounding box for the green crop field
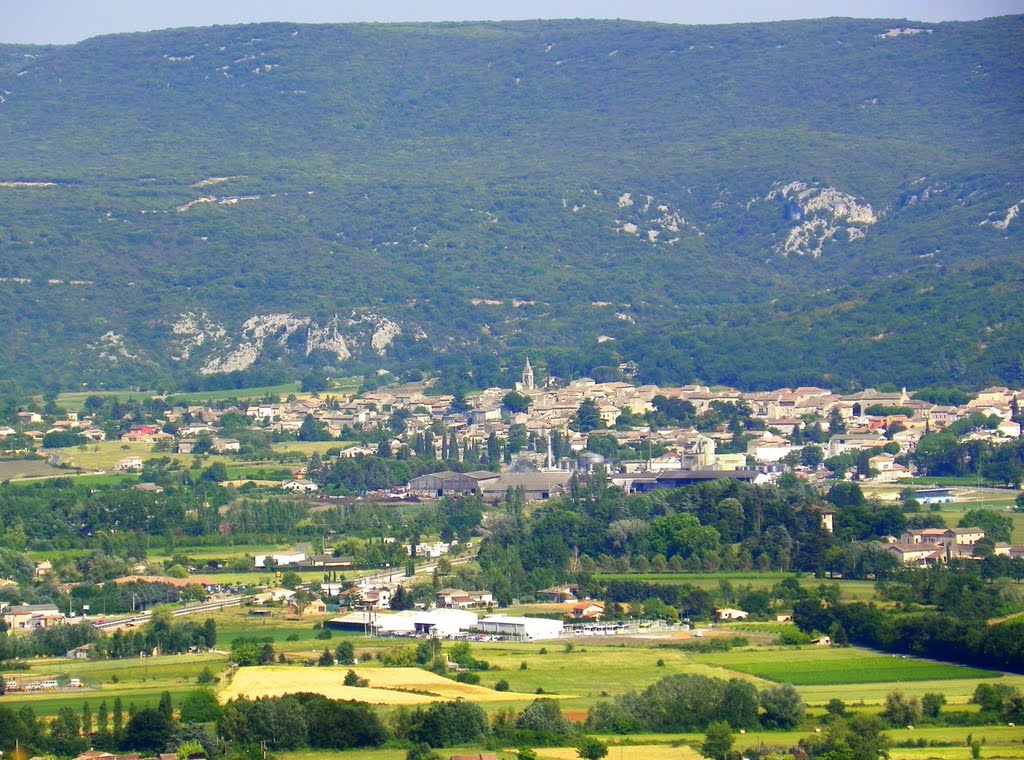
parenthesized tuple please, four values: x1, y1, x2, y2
(53, 441, 234, 471)
(5, 651, 228, 717)
(162, 383, 302, 404)
(694, 646, 1000, 686)
(270, 441, 358, 456)
(54, 390, 156, 410)
(595, 572, 879, 601)
(9, 630, 1024, 754)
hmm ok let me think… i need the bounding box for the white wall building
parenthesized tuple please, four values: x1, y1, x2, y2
(476, 614, 564, 640)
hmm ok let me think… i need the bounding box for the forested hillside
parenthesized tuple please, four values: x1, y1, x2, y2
(0, 17, 1021, 390)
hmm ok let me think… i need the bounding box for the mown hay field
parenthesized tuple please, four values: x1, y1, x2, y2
(219, 665, 542, 705)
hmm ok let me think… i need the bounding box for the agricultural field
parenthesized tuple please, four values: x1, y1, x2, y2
(270, 441, 358, 457)
(595, 572, 879, 602)
(162, 383, 302, 404)
(54, 390, 154, 410)
(9, 628, 1024, 756)
(694, 646, 1000, 686)
(4, 651, 227, 717)
(0, 458, 72, 480)
(862, 483, 1023, 542)
(51, 441, 232, 471)
(220, 665, 530, 704)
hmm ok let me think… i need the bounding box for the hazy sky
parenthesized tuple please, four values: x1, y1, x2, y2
(2, 0, 1023, 45)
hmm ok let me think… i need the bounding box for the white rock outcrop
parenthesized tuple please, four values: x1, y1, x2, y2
(197, 311, 400, 373)
(768, 181, 877, 257)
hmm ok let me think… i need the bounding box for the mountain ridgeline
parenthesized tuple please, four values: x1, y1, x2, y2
(0, 17, 1022, 391)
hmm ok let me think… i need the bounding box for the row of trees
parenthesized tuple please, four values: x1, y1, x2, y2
(475, 475, 837, 604)
(586, 674, 805, 733)
(0, 612, 215, 661)
(793, 598, 1024, 672)
(0, 690, 212, 757)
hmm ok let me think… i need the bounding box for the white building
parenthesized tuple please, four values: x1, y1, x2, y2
(282, 479, 319, 493)
(414, 608, 479, 637)
(475, 614, 564, 641)
(254, 550, 307, 568)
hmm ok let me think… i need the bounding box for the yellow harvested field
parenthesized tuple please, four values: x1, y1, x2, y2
(535, 746, 701, 760)
(220, 666, 538, 705)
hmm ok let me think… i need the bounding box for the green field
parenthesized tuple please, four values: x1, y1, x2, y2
(10, 627, 1024, 759)
(5, 651, 227, 717)
(0, 459, 71, 480)
(162, 383, 303, 404)
(595, 572, 879, 602)
(270, 441, 357, 456)
(54, 390, 155, 410)
(52, 441, 233, 471)
(694, 646, 1000, 686)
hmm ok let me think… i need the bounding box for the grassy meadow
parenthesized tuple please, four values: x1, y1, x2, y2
(693, 646, 1000, 686)
(596, 572, 880, 602)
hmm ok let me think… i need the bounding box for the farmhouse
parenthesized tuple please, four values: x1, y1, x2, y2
(288, 598, 327, 617)
(538, 584, 580, 603)
(67, 644, 93, 660)
(120, 425, 165, 443)
(569, 601, 605, 620)
(900, 528, 985, 547)
(2, 603, 66, 630)
(282, 479, 319, 493)
(826, 432, 886, 457)
(716, 608, 750, 621)
(885, 543, 946, 566)
(211, 436, 241, 453)
(340, 586, 391, 610)
(435, 588, 494, 609)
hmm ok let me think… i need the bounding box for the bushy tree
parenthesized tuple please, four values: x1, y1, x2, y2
(881, 691, 921, 727)
(759, 684, 806, 729)
(701, 721, 734, 760)
(921, 692, 945, 720)
(121, 707, 172, 752)
(958, 510, 1014, 543)
(335, 640, 355, 665)
(571, 399, 603, 432)
(514, 698, 573, 738)
(290, 693, 387, 749)
(800, 715, 890, 760)
(410, 700, 488, 747)
(179, 689, 222, 723)
(50, 706, 87, 756)
(578, 737, 609, 760)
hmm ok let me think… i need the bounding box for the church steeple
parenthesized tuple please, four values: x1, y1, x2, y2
(521, 357, 535, 391)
